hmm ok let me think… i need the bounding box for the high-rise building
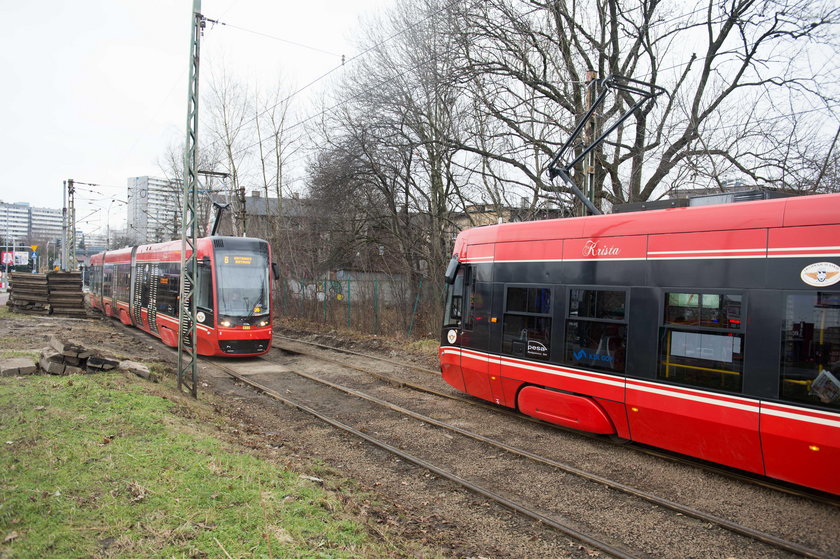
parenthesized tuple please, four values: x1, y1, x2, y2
(1, 201, 63, 246)
(30, 206, 63, 242)
(127, 176, 182, 244)
(0, 201, 32, 243)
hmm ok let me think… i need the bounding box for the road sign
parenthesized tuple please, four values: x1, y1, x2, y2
(31, 245, 38, 252)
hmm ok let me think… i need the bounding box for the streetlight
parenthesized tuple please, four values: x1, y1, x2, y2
(106, 198, 128, 250)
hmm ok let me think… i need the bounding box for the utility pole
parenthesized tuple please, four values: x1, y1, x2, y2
(67, 179, 77, 271)
(178, 0, 204, 398)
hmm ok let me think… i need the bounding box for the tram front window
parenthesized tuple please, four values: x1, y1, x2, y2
(215, 250, 270, 321)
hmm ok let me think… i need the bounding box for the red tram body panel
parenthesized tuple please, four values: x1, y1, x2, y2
(88, 236, 273, 357)
(439, 193, 840, 495)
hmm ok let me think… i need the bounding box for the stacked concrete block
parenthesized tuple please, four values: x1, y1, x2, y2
(36, 335, 120, 375)
(7, 273, 50, 315)
(47, 272, 86, 318)
(39, 347, 85, 375)
(0, 357, 38, 377)
(87, 355, 120, 373)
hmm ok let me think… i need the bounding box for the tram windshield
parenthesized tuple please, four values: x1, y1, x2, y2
(215, 249, 270, 317)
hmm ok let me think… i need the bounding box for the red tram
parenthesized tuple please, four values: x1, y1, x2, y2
(88, 236, 273, 357)
(440, 193, 840, 495)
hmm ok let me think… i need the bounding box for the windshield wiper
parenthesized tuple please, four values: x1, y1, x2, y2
(247, 278, 267, 318)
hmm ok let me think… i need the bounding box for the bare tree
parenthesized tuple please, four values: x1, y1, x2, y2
(157, 139, 223, 237)
(205, 69, 254, 235)
(451, 0, 839, 209)
(308, 0, 472, 329)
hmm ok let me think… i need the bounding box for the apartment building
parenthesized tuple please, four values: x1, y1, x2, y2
(126, 176, 182, 244)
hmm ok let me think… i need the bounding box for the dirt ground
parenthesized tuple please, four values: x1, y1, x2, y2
(7, 308, 837, 559)
(0, 309, 596, 559)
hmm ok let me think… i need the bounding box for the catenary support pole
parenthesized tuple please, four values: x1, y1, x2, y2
(178, 0, 203, 398)
(67, 179, 76, 271)
(62, 181, 67, 271)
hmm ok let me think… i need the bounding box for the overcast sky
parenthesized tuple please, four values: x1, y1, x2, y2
(0, 0, 390, 235)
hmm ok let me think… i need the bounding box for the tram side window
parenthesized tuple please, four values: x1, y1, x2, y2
(658, 292, 744, 392)
(90, 266, 99, 295)
(197, 262, 213, 311)
(103, 265, 113, 298)
(155, 263, 181, 316)
(502, 286, 551, 361)
(444, 267, 465, 328)
(780, 292, 840, 411)
(113, 264, 130, 302)
(564, 289, 627, 373)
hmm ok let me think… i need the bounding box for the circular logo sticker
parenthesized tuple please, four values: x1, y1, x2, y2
(196, 311, 205, 322)
(800, 262, 840, 287)
(447, 329, 457, 344)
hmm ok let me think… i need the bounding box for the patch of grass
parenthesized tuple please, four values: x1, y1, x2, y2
(0, 350, 38, 361)
(0, 374, 409, 558)
(0, 338, 21, 351)
(404, 338, 439, 355)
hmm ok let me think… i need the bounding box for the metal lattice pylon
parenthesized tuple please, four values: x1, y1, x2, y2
(67, 179, 77, 271)
(178, 0, 203, 397)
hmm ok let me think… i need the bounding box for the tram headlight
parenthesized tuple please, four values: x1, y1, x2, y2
(259, 320, 269, 327)
(220, 320, 232, 328)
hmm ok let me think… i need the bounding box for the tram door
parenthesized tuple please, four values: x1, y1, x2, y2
(442, 259, 498, 404)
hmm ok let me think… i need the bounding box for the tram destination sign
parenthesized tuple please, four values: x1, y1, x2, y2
(222, 255, 254, 266)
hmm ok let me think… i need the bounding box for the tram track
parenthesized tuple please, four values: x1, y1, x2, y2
(106, 321, 840, 558)
(223, 356, 836, 559)
(275, 334, 840, 508)
(211, 346, 838, 559)
(211, 360, 643, 559)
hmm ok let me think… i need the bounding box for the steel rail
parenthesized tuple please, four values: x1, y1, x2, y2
(211, 360, 643, 559)
(274, 334, 439, 375)
(252, 358, 837, 559)
(100, 321, 839, 557)
(273, 336, 840, 508)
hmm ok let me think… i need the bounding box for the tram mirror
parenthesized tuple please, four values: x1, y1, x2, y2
(271, 262, 280, 281)
(444, 256, 459, 284)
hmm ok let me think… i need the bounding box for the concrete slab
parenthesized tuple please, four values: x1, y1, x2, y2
(205, 359, 291, 377)
(0, 357, 38, 376)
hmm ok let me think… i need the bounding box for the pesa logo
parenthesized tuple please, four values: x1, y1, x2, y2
(800, 262, 840, 287)
(527, 340, 548, 357)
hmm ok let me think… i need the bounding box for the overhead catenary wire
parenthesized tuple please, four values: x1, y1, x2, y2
(207, 0, 837, 171)
(210, 20, 344, 57)
(202, 0, 466, 156)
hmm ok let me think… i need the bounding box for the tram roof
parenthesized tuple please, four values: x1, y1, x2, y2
(455, 192, 840, 247)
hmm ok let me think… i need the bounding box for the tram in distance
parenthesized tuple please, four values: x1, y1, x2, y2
(440, 192, 840, 495)
(88, 236, 275, 357)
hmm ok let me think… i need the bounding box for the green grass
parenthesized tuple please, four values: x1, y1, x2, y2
(0, 374, 401, 558)
(405, 338, 439, 354)
(0, 350, 38, 361)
